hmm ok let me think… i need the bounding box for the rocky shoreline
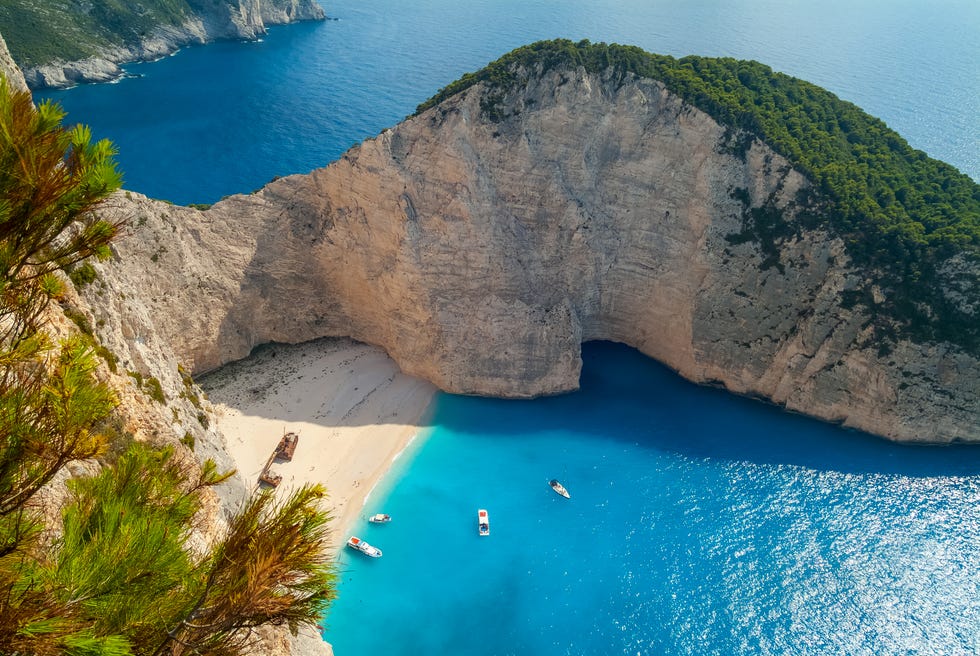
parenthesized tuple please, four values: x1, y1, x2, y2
(17, 0, 326, 90)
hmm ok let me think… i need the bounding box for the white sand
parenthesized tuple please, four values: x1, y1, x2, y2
(199, 338, 437, 546)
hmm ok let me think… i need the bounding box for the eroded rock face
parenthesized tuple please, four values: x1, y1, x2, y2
(89, 68, 979, 443)
(0, 32, 28, 93)
(259, 0, 329, 23)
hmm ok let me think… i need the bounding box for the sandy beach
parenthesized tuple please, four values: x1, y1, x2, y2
(199, 338, 437, 547)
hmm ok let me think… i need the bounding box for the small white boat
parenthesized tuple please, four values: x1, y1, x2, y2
(346, 535, 382, 558)
(549, 479, 571, 499)
(368, 513, 391, 524)
(478, 509, 490, 536)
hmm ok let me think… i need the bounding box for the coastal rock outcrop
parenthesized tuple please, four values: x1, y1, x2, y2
(1, 0, 325, 89)
(259, 0, 329, 23)
(87, 65, 979, 443)
(0, 31, 27, 92)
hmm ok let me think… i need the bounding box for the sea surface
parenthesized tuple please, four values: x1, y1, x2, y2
(37, 1, 980, 654)
(39, 0, 979, 205)
(330, 343, 980, 656)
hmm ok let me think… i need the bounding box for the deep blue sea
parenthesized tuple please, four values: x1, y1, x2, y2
(38, 1, 980, 654)
(40, 0, 979, 205)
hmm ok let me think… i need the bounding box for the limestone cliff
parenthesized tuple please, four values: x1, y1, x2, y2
(0, 32, 27, 93)
(86, 65, 978, 443)
(57, 210, 332, 656)
(0, 0, 325, 89)
(259, 0, 329, 23)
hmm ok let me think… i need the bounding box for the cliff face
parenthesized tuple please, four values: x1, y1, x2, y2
(88, 67, 979, 443)
(0, 32, 27, 93)
(2, 0, 325, 89)
(259, 0, 329, 23)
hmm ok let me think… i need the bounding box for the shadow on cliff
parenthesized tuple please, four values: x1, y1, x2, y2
(197, 338, 437, 434)
(428, 341, 980, 478)
(201, 332, 978, 478)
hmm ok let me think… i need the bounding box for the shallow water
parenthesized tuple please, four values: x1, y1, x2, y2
(327, 342, 980, 655)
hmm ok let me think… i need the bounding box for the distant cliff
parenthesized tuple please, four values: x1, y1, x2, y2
(0, 0, 325, 89)
(83, 42, 979, 443)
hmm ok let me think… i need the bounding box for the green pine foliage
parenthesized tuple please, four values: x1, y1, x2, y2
(0, 74, 125, 656)
(0, 77, 336, 654)
(157, 484, 336, 656)
(0, 78, 122, 306)
(46, 444, 335, 656)
(50, 444, 209, 651)
(0, 337, 117, 516)
(0, 75, 122, 533)
(416, 39, 980, 352)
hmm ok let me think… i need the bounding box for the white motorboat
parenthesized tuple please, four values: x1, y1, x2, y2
(549, 479, 570, 498)
(347, 535, 382, 558)
(478, 509, 490, 536)
(368, 513, 391, 524)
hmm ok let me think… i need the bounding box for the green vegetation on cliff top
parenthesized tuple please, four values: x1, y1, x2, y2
(0, 0, 323, 68)
(418, 39, 980, 352)
(0, 0, 191, 66)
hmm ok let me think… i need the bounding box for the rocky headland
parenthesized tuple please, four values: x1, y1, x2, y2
(0, 0, 325, 89)
(81, 44, 978, 444)
(4, 35, 978, 656)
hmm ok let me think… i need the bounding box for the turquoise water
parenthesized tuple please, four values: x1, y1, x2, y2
(39, 0, 979, 205)
(330, 343, 980, 655)
(35, 1, 980, 653)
